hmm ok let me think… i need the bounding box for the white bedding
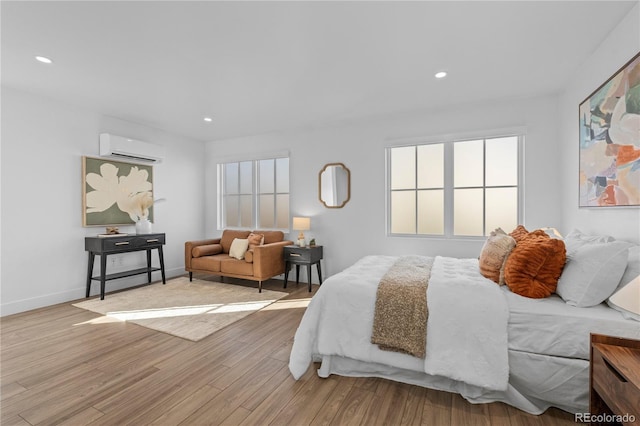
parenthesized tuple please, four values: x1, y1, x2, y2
(288, 254, 640, 415)
(504, 289, 640, 359)
(289, 255, 509, 391)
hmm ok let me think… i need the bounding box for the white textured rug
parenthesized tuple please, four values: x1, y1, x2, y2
(73, 276, 288, 341)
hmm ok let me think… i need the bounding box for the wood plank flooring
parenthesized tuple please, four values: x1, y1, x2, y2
(1, 276, 577, 425)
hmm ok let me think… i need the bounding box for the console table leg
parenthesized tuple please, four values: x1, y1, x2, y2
(158, 246, 166, 284)
(146, 249, 152, 283)
(86, 252, 95, 298)
(295, 265, 300, 284)
(100, 254, 107, 300)
(316, 261, 323, 285)
(307, 264, 312, 292)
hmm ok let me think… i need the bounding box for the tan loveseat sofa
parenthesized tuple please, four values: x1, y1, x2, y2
(185, 230, 293, 292)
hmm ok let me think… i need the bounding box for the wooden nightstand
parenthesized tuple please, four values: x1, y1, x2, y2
(283, 245, 323, 292)
(590, 334, 640, 425)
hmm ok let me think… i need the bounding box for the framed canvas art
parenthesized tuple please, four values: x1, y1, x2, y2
(82, 156, 154, 226)
(579, 51, 640, 207)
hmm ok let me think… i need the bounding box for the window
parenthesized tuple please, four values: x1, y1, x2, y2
(219, 157, 289, 230)
(388, 135, 522, 238)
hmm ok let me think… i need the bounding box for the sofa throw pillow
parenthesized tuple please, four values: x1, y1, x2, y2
(556, 241, 633, 307)
(192, 244, 223, 258)
(248, 233, 265, 250)
(229, 238, 250, 260)
(479, 228, 516, 285)
(253, 230, 285, 244)
(504, 233, 566, 299)
(607, 275, 640, 322)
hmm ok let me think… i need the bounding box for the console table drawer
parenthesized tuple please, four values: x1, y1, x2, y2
(285, 246, 323, 263)
(86, 234, 166, 253)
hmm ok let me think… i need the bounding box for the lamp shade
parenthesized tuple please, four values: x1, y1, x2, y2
(292, 217, 310, 231)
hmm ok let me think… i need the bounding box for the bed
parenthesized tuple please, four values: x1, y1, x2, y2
(288, 249, 640, 415)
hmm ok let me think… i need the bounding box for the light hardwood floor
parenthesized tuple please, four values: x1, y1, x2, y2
(1, 276, 577, 425)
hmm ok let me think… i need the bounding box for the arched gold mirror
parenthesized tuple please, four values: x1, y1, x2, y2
(319, 163, 351, 208)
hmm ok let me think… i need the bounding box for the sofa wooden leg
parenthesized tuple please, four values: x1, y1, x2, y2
(189, 272, 192, 282)
(259, 281, 262, 293)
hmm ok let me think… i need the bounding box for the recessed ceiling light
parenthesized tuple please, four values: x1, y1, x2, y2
(35, 56, 53, 64)
(204, 117, 213, 122)
(435, 71, 447, 79)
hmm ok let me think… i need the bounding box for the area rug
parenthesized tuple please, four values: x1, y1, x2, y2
(72, 276, 288, 341)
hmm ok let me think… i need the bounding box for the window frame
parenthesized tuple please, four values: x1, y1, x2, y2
(386, 131, 524, 239)
(217, 153, 290, 231)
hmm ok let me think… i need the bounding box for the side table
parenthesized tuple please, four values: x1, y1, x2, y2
(85, 233, 166, 300)
(589, 333, 640, 425)
(284, 245, 323, 292)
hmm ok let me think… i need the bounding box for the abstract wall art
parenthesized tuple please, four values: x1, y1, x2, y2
(579, 52, 640, 207)
(82, 156, 154, 226)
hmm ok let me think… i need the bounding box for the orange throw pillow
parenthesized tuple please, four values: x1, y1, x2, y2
(509, 225, 547, 243)
(504, 233, 566, 298)
(248, 233, 264, 249)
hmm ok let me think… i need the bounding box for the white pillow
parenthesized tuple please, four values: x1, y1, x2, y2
(563, 229, 615, 257)
(617, 245, 640, 290)
(607, 275, 640, 321)
(556, 240, 632, 307)
(229, 238, 249, 260)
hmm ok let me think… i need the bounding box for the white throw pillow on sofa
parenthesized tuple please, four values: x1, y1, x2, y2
(556, 240, 632, 307)
(229, 238, 250, 260)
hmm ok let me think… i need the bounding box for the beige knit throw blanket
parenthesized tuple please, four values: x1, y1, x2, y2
(371, 256, 434, 358)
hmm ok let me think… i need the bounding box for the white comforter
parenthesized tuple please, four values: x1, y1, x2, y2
(289, 255, 510, 391)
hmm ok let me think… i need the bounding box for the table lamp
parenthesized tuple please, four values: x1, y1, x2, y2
(292, 217, 310, 247)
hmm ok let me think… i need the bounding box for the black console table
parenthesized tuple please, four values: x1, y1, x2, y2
(85, 233, 166, 300)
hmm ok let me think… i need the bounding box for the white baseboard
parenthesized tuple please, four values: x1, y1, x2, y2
(0, 267, 185, 317)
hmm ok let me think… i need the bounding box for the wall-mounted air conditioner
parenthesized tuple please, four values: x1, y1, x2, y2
(99, 133, 165, 163)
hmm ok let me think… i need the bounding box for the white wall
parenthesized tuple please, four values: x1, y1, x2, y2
(206, 94, 562, 280)
(559, 4, 640, 243)
(0, 87, 206, 315)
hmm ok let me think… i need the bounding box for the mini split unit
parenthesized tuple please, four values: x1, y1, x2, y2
(99, 133, 165, 163)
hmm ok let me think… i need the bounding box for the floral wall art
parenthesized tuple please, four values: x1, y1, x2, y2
(82, 156, 154, 226)
(579, 52, 640, 207)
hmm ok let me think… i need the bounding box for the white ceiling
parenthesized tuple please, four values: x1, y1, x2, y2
(2, 1, 637, 142)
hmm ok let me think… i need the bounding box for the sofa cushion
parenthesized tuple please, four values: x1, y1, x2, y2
(220, 230, 251, 253)
(192, 244, 223, 258)
(245, 250, 254, 263)
(220, 258, 254, 276)
(191, 254, 226, 272)
(253, 230, 284, 244)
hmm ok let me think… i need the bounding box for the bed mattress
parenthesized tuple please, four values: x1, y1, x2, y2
(503, 288, 640, 360)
